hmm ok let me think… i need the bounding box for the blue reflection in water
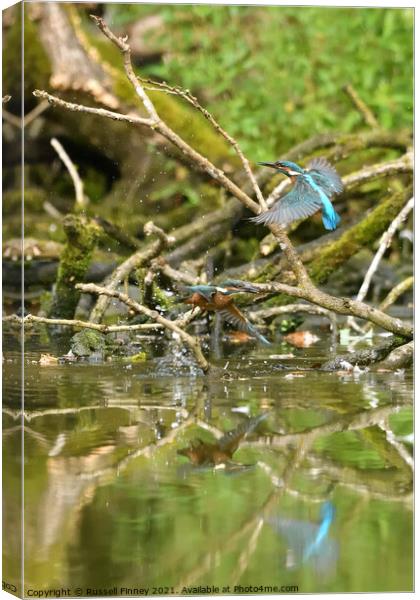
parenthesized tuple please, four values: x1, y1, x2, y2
(267, 501, 337, 577)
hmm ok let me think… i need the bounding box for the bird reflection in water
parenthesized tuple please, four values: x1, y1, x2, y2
(177, 413, 268, 470)
(267, 502, 337, 578)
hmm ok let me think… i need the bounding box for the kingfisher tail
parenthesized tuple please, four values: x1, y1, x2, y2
(321, 201, 341, 231)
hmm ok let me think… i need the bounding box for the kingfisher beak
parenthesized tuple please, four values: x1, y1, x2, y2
(257, 161, 278, 169)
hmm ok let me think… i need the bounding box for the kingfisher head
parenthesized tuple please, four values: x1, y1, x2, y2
(257, 160, 305, 177)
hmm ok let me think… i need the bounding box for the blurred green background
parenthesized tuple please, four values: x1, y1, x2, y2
(107, 4, 413, 158)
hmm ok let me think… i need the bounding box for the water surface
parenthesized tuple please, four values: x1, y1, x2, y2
(3, 327, 413, 594)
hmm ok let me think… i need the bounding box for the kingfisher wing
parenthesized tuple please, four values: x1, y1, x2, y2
(307, 158, 343, 197)
(220, 305, 271, 345)
(252, 178, 322, 227)
(219, 304, 249, 331)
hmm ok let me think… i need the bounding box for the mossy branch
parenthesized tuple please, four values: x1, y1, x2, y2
(307, 190, 412, 285)
(48, 214, 102, 319)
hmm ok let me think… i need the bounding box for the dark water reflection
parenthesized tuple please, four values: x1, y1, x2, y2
(3, 329, 413, 594)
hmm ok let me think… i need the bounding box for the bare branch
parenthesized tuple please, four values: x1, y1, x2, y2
(248, 303, 337, 325)
(151, 259, 199, 286)
(33, 89, 153, 126)
(143, 220, 175, 245)
(343, 152, 413, 190)
(89, 16, 261, 214)
(378, 276, 414, 314)
(35, 19, 308, 289)
(3, 99, 50, 129)
(51, 137, 87, 208)
(90, 15, 160, 121)
(23, 314, 163, 332)
(376, 340, 413, 371)
(240, 281, 413, 338)
(2, 108, 20, 128)
(26, 99, 50, 126)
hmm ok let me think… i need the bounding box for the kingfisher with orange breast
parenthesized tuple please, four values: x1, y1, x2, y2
(182, 280, 270, 345)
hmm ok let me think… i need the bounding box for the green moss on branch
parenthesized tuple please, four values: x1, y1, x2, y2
(48, 215, 102, 319)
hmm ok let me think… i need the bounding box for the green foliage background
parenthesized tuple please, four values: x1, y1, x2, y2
(107, 5, 413, 159)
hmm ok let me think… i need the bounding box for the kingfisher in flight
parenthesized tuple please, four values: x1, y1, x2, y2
(253, 158, 343, 231)
(182, 280, 270, 345)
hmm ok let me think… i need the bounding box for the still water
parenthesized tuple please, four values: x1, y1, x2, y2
(3, 326, 413, 595)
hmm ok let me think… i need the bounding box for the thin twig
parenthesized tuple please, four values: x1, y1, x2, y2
(76, 282, 209, 372)
(24, 99, 50, 126)
(378, 276, 414, 314)
(143, 220, 176, 245)
(361, 275, 414, 335)
(2, 108, 20, 127)
(90, 16, 261, 213)
(43, 201, 63, 219)
(3, 96, 49, 129)
(138, 76, 267, 209)
(24, 314, 163, 332)
(51, 137, 87, 208)
(343, 84, 379, 128)
(348, 197, 413, 330)
(33, 89, 153, 126)
(152, 259, 199, 286)
(343, 152, 413, 190)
